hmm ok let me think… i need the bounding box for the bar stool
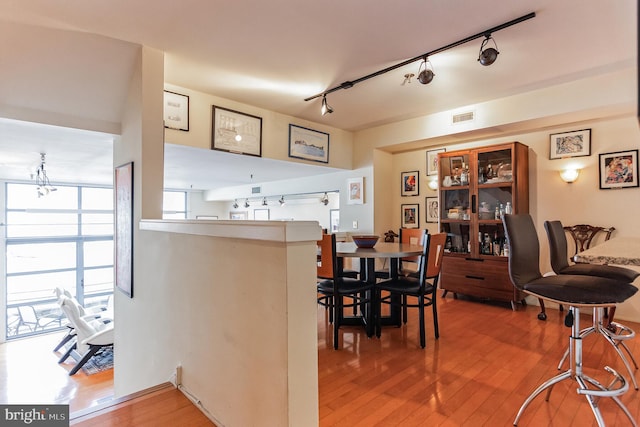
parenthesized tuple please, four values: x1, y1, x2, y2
(503, 214, 638, 426)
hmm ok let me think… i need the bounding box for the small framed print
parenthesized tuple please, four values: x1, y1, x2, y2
(425, 197, 439, 223)
(254, 208, 270, 220)
(401, 171, 419, 197)
(230, 211, 248, 220)
(426, 148, 446, 176)
(599, 149, 639, 189)
(115, 162, 134, 298)
(288, 124, 329, 163)
(163, 91, 189, 131)
(549, 129, 591, 159)
(347, 177, 364, 204)
(401, 204, 419, 228)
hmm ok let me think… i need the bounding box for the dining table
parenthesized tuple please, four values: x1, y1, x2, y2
(573, 237, 640, 266)
(335, 241, 424, 331)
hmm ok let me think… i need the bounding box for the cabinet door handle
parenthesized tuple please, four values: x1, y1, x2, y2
(465, 257, 484, 262)
(466, 275, 485, 280)
(471, 195, 477, 214)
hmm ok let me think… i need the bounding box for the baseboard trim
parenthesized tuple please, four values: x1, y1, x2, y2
(69, 381, 174, 423)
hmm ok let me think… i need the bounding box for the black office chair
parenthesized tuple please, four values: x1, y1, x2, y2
(375, 233, 446, 349)
(317, 233, 375, 349)
(545, 220, 639, 390)
(503, 214, 637, 426)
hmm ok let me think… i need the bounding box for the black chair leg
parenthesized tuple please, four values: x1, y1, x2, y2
(537, 298, 547, 320)
(418, 295, 425, 349)
(54, 330, 75, 352)
(432, 297, 439, 339)
(69, 345, 102, 376)
(58, 343, 76, 363)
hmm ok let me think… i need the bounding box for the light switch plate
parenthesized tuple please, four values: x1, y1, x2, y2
(352, 221, 358, 229)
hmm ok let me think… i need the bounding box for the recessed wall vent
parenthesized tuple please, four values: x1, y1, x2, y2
(251, 186, 261, 194)
(451, 111, 475, 124)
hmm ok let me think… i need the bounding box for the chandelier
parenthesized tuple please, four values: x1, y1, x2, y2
(35, 153, 57, 197)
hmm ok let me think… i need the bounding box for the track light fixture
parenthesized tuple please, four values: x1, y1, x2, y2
(279, 195, 285, 206)
(478, 34, 499, 66)
(304, 12, 534, 112)
(244, 199, 250, 208)
(320, 192, 329, 205)
(232, 199, 239, 209)
(262, 197, 268, 206)
(321, 94, 333, 115)
(417, 57, 435, 85)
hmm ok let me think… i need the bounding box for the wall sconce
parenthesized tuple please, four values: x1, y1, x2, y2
(427, 178, 439, 191)
(560, 168, 580, 183)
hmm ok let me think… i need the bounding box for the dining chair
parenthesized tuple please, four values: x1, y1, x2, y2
(317, 233, 374, 349)
(503, 214, 637, 426)
(375, 232, 446, 348)
(374, 228, 426, 280)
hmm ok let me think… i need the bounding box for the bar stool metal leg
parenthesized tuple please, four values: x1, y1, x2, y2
(556, 307, 638, 390)
(514, 307, 636, 427)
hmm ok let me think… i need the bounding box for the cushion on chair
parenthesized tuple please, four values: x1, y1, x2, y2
(376, 276, 434, 295)
(524, 274, 637, 306)
(558, 263, 640, 283)
(317, 277, 371, 295)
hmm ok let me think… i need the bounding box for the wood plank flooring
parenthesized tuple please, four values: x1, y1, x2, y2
(1, 296, 639, 426)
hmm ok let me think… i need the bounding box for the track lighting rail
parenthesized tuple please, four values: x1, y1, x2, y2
(304, 12, 535, 102)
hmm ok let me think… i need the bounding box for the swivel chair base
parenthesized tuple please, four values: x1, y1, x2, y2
(557, 307, 638, 390)
(514, 307, 636, 427)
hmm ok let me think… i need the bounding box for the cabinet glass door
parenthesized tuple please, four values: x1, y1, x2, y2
(439, 153, 471, 254)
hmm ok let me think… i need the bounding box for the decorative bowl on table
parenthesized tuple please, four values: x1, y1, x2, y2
(352, 235, 379, 248)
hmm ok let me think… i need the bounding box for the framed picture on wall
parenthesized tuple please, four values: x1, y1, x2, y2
(599, 149, 639, 189)
(115, 162, 134, 298)
(288, 124, 329, 163)
(425, 197, 439, 223)
(426, 148, 445, 176)
(549, 129, 591, 159)
(163, 91, 189, 131)
(401, 204, 419, 228)
(401, 171, 419, 196)
(347, 177, 364, 204)
(212, 105, 262, 157)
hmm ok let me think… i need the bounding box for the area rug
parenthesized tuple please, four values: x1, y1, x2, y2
(81, 347, 113, 375)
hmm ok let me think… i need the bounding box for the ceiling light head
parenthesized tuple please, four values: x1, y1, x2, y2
(278, 195, 285, 206)
(478, 34, 499, 66)
(417, 57, 435, 85)
(321, 95, 333, 115)
(262, 197, 268, 206)
(232, 199, 239, 209)
(321, 192, 329, 205)
(34, 152, 57, 197)
(244, 199, 250, 208)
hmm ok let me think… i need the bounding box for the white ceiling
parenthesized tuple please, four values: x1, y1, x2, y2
(0, 0, 636, 191)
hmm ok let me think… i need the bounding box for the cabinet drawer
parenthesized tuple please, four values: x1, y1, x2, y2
(440, 255, 521, 302)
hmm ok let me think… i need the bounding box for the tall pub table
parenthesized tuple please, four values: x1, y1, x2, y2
(336, 241, 424, 334)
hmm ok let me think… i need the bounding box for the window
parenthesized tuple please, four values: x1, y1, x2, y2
(163, 190, 187, 219)
(5, 183, 114, 339)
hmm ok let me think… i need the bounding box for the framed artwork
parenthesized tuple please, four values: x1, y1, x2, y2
(401, 204, 419, 228)
(212, 105, 262, 157)
(115, 162, 134, 298)
(330, 209, 340, 232)
(426, 148, 446, 176)
(425, 196, 439, 223)
(254, 208, 270, 220)
(449, 156, 464, 171)
(401, 171, 419, 197)
(288, 124, 329, 163)
(230, 211, 248, 220)
(347, 177, 364, 204)
(599, 149, 639, 189)
(163, 90, 189, 131)
(549, 129, 591, 159)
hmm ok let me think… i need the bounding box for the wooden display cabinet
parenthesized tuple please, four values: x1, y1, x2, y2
(437, 141, 529, 308)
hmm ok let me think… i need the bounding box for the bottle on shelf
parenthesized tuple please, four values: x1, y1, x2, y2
(505, 202, 513, 215)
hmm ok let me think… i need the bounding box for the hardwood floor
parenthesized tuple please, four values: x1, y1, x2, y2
(1, 296, 639, 426)
(0, 331, 113, 412)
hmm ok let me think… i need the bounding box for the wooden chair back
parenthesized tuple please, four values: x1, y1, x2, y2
(400, 228, 426, 263)
(317, 233, 336, 280)
(425, 233, 447, 279)
(563, 224, 615, 255)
